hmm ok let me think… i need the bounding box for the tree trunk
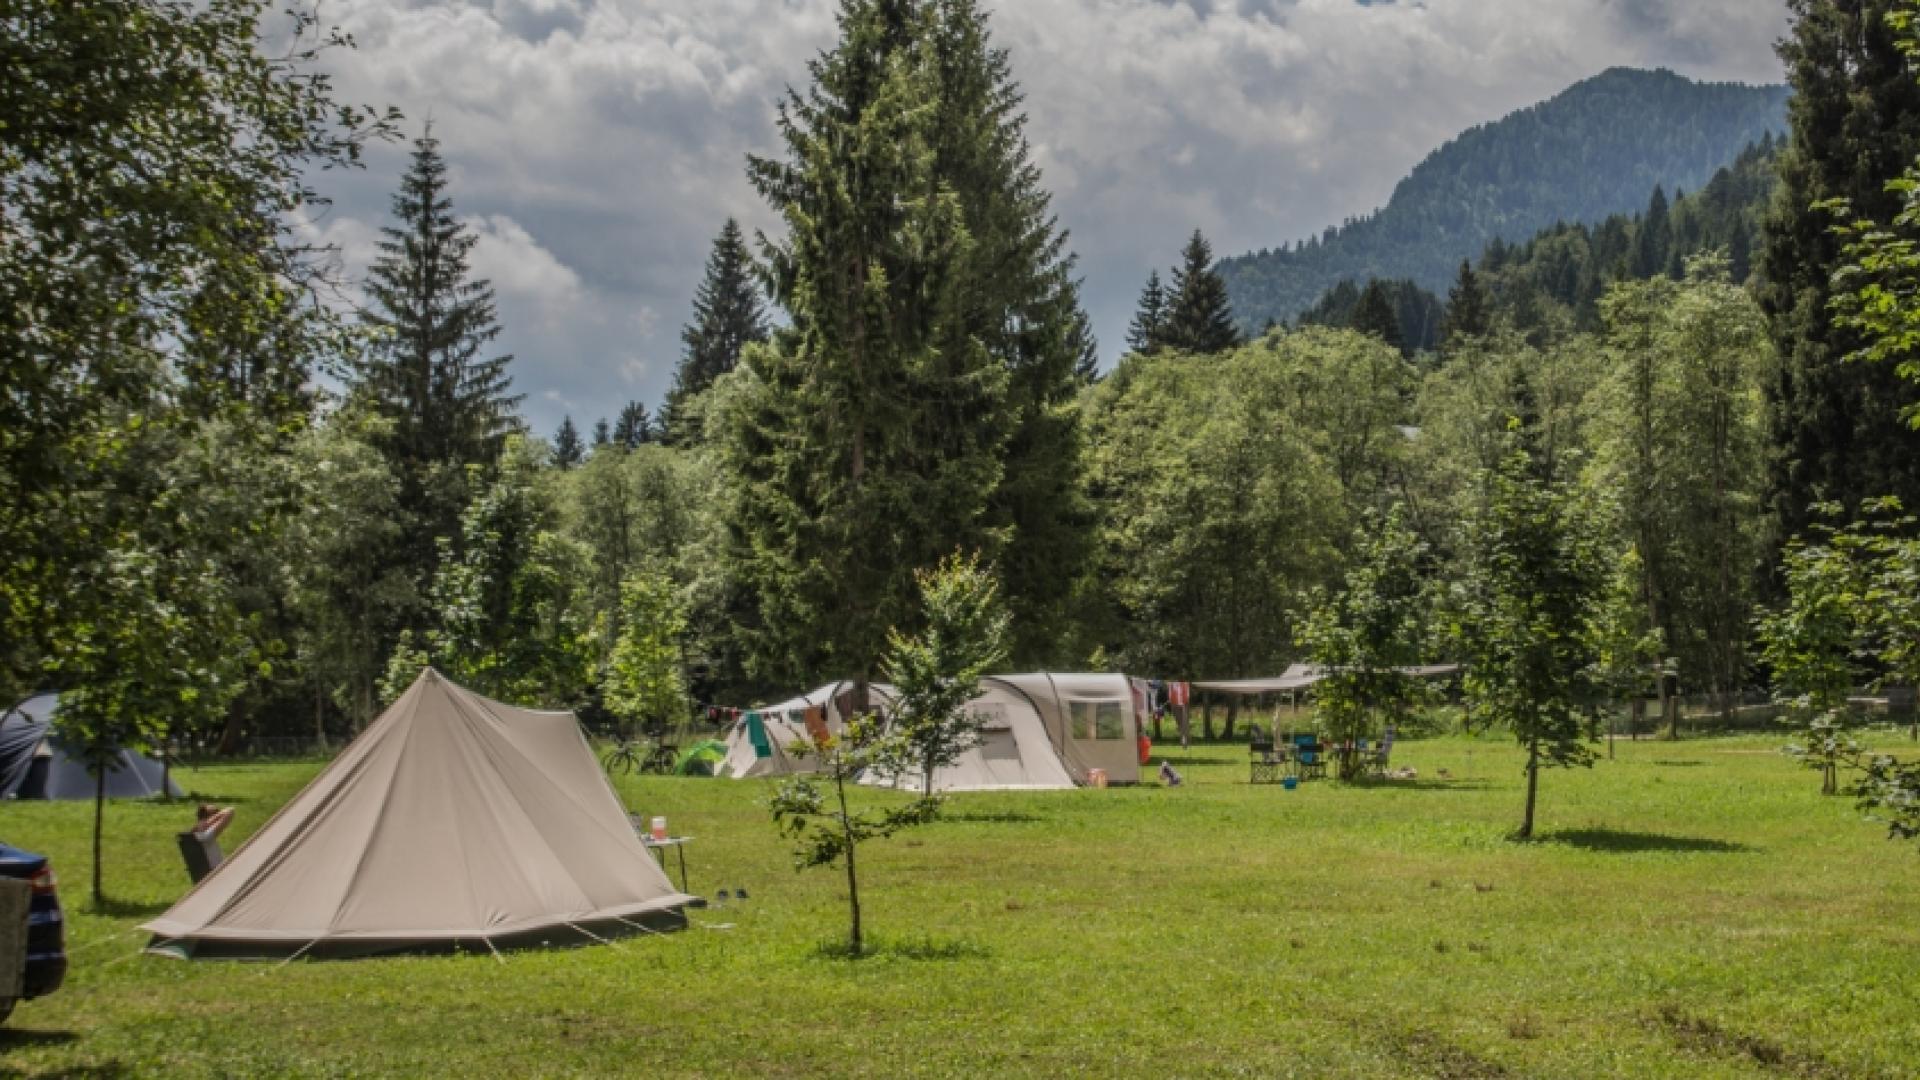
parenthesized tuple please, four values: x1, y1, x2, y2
(1630, 697, 1645, 741)
(315, 681, 329, 753)
(1177, 703, 1190, 750)
(1202, 697, 1215, 741)
(1519, 740, 1540, 840)
(835, 772, 862, 955)
(1223, 699, 1238, 742)
(92, 768, 106, 907)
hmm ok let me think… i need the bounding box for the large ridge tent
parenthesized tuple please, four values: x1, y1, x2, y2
(718, 681, 900, 780)
(143, 669, 691, 958)
(866, 673, 1145, 792)
(0, 693, 181, 800)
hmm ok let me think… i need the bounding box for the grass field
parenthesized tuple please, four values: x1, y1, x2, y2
(1, 732, 1916, 1078)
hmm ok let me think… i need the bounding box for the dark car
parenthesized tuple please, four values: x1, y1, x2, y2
(0, 842, 66, 1024)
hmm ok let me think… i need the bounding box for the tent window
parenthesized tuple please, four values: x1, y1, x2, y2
(1094, 702, 1126, 740)
(1070, 701, 1095, 740)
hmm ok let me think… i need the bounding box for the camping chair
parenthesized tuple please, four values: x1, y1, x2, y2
(1249, 728, 1282, 785)
(1364, 727, 1397, 777)
(1292, 733, 1325, 781)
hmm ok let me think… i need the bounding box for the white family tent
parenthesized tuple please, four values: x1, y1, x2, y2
(866, 673, 1144, 793)
(0, 693, 181, 801)
(143, 669, 691, 958)
(718, 681, 899, 780)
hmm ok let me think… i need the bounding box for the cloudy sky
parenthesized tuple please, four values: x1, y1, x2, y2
(301, 0, 1793, 436)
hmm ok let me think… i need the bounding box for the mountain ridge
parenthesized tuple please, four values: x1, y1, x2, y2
(1216, 67, 1791, 332)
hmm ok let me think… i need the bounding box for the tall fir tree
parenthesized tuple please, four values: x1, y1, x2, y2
(1441, 259, 1491, 349)
(1161, 230, 1240, 354)
(1758, 0, 1920, 542)
(353, 127, 522, 630)
(929, 0, 1100, 663)
(662, 219, 768, 442)
(721, 0, 1096, 690)
(1127, 270, 1167, 354)
(552, 415, 584, 469)
(612, 401, 653, 449)
(1350, 279, 1406, 354)
(726, 0, 1008, 704)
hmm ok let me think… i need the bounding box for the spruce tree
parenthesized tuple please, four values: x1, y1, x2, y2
(722, 0, 1096, 688)
(727, 0, 1009, 703)
(662, 219, 768, 442)
(1127, 270, 1167, 354)
(1758, 0, 1920, 540)
(1441, 260, 1491, 348)
(552, 415, 584, 468)
(1630, 186, 1671, 279)
(1350, 280, 1405, 354)
(612, 401, 653, 449)
(592, 417, 611, 447)
(1161, 230, 1240, 354)
(353, 127, 523, 621)
(930, 0, 1100, 663)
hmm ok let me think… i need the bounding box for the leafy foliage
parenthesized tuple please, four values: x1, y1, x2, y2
(1448, 434, 1610, 839)
(603, 569, 689, 735)
(1758, 0, 1920, 541)
(883, 553, 1012, 794)
(1301, 507, 1433, 779)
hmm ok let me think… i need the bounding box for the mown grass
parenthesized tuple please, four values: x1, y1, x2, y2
(1, 733, 1916, 1077)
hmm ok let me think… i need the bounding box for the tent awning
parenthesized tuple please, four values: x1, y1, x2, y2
(1192, 663, 1461, 696)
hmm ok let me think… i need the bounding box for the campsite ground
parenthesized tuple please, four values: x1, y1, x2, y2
(0, 732, 1915, 1078)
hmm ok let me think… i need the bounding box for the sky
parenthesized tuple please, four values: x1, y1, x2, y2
(299, 0, 1794, 436)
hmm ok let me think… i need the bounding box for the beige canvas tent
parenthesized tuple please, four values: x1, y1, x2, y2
(866, 673, 1144, 792)
(144, 669, 691, 958)
(718, 681, 898, 780)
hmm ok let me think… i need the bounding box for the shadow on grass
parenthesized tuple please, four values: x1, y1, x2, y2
(1537, 829, 1753, 854)
(811, 935, 991, 962)
(939, 811, 1044, 824)
(1153, 753, 1239, 767)
(1648, 760, 1707, 768)
(0, 1028, 80, 1049)
(85, 896, 174, 918)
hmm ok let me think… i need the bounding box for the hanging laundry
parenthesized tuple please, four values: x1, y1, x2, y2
(1168, 681, 1190, 707)
(746, 711, 772, 759)
(803, 705, 831, 743)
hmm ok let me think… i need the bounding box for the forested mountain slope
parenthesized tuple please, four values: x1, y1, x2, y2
(1217, 68, 1790, 331)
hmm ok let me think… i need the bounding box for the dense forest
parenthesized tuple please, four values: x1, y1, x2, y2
(1292, 136, 1782, 353)
(9, 0, 1920, 782)
(1216, 68, 1789, 331)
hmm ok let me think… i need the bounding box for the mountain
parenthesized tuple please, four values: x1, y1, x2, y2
(1216, 68, 1791, 332)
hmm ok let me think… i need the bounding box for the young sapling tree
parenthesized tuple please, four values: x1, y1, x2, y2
(770, 715, 941, 956)
(884, 553, 1012, 795)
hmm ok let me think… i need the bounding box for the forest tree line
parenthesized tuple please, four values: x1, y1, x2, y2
(7, 0, 1920, 765)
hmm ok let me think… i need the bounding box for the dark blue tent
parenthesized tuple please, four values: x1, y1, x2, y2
(0, 694, 181, 800)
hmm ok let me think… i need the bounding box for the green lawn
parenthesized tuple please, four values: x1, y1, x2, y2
(1, 733, 1916, 1078)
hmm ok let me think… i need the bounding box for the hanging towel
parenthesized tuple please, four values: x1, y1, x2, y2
(803, 705, 831, 744)
(1169, 681, 1190, 707)
(746, 711, 772, 759)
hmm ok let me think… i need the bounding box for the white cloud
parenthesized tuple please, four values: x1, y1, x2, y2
(305, 0, 1790, 435)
